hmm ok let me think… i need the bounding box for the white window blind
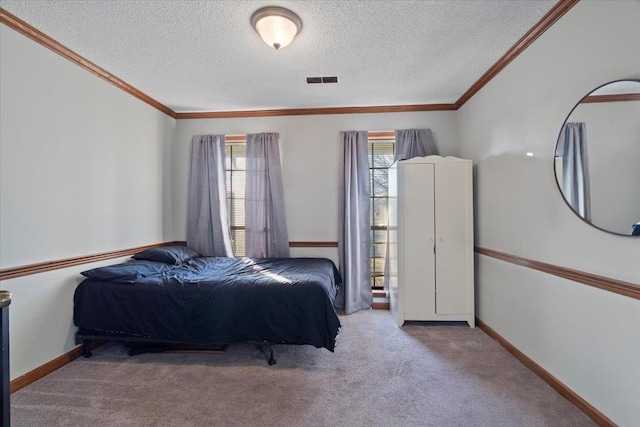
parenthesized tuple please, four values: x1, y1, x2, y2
(368, 138, 395, 289)
(225, 143, 246, 256)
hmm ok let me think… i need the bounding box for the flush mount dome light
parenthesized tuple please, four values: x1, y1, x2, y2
(251, 6, 302, 50)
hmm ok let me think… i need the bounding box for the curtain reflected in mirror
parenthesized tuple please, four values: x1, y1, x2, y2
(555, 122, 591, 221)
(554, 79, 640, 236)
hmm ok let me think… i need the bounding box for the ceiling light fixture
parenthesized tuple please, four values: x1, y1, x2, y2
(251, 6, 302, 50)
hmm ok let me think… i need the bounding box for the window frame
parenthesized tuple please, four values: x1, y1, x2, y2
(225, 135, 247, 256)
(368, 131, 396, 289)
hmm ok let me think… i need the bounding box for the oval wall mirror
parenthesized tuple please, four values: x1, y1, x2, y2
(554, 79, 640, 236)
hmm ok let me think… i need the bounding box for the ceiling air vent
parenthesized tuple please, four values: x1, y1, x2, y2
(306, 76, 338, 84)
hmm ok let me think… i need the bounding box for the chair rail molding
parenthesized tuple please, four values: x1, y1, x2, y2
(475, 246, 640, 300)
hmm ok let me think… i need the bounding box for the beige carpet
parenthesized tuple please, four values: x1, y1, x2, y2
(11, 310, 593, 426)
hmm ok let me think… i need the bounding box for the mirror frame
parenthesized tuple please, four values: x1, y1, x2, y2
(554, 78, 640, 237)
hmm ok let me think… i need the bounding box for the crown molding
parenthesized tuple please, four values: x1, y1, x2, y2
(0, 7, 176, 118)
(175, 104, 456, 119)
(454, 0, 580, 109)
(2, 1, 580, 119)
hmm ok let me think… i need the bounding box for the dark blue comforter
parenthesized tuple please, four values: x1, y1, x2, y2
(74, 257, 342, 351)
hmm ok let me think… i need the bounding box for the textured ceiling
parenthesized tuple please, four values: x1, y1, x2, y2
(0, 0, 557, 112)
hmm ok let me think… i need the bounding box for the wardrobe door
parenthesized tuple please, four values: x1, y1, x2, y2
(401, 163, 436, 315)
(388, 164, 400, 324)
(434, 162, 470, 315)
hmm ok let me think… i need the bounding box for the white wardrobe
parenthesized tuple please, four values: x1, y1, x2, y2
(388, 156, 474, 327)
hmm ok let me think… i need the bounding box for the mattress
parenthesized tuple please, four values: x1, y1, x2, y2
(74, 257, 342, 351)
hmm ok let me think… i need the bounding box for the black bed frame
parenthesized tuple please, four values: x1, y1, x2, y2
(76, 328, 277, 365)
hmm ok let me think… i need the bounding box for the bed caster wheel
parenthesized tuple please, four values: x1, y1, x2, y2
(82, 339, 92, 358)
(256, 344, 277, 365)
(267, 347, 276, 365)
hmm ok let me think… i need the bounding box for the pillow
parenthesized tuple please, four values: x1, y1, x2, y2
(81, 260, 172, 283)
(132, 245, 201, 265)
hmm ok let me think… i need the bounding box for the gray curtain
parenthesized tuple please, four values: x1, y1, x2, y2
(556, 122, 591, 221)
(383, 128, 439, 292)
(186, 135, 234, 257)
(245, 133, 290, 258)
(337, 131, 372, 314)
(394, 128, 438, 161)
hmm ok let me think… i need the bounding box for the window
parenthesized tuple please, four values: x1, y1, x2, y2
(368, 133, 395, 289)
(225, 141, 246, 256)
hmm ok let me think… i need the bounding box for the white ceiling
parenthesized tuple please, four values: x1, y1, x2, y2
(0, 0, 557, 113)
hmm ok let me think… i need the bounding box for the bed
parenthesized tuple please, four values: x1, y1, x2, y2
(73, 246, 342, 364)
